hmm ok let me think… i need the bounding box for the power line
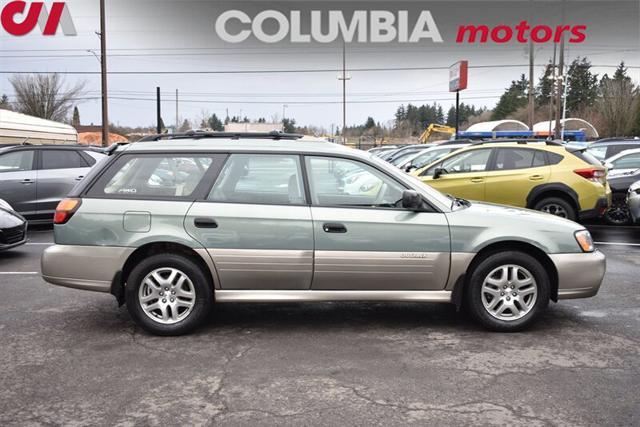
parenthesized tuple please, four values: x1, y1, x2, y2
(1, 63, 636, 76)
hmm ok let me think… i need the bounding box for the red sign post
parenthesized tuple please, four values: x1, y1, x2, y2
(449, 61, 469, 138)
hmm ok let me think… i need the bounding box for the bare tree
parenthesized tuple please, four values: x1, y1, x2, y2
(597, 79, 639, 137)
(9, 74, 85, 122)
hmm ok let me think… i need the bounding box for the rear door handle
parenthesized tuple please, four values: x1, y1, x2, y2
(323, 223, 347, 233)
(470, 177, 484, 183)
(194, 217, 218, 228)
(75, 175, 85, 181)
(529, 174, 544, 181)
(20, 179, 34, 184)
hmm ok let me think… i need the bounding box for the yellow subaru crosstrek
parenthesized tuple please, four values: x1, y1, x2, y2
(412, 141, 611, 221)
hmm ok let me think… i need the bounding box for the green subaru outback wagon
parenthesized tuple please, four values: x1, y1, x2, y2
(41, 133, 605, 335)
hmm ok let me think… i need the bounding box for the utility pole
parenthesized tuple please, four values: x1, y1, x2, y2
(554, 35, 565, 139)
(548, 43, 557, 136)
(156, 87, 161, 134)
(175, 89, 179, 133)
(99, 0, 109, 147)
(528, 39, 535, 129)
(338, 42, 351, 144)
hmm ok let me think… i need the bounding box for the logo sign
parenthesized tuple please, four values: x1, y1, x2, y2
(215, 10, 443, 44)
(449, 60, 468, 92)
(1, 1, 76, 36)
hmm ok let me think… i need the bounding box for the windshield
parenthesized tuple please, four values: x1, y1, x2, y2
(408, 147, 453, 168)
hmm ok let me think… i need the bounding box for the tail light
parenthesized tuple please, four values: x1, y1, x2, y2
(53, 198, 82, 224)
(574, 168, 606, 183)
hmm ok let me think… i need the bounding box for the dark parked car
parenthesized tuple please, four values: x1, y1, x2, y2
(605, 168, 640, 225)
(0, 145, 106, 223)
(587, 139, 640, 163)
(0, 199, 27, 251)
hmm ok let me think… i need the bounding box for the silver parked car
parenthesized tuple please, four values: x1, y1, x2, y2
(0, 145, 106, 222)
(41, 133, 605, 335)
(628, 180, 640, 224)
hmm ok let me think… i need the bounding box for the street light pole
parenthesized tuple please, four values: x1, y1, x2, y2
(99, 0, 109, 147)
(282, 104, 288, 131)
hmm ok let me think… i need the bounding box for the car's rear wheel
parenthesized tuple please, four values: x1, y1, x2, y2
(533, 197, 576, 221)
(465, 251, 550, 332)
(125, 254, 213, 336)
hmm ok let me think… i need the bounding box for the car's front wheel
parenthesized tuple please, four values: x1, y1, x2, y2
(125, 254, 213, 336)
(465, 251, 550, 332)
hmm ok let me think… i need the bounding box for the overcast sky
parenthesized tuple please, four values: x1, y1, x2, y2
(1, 0, 638, 131)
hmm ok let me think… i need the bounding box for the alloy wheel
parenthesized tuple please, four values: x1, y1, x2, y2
(481, 264, 538, 321)
(138, 268, 196, 324)
(540, 203, 568, 218)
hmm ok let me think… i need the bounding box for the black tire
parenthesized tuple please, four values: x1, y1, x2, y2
(604, 195, 631, 226)
(465, 251, 550, 332)
(533, 196, 576, 221)
(125, 254, 213, 336)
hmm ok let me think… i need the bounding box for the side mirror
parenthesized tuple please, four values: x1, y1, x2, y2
(433, 167, 446, 179)
(405, 165, 416, 173)
(402, 190, 422, 211)
(604, 162, 613, 170)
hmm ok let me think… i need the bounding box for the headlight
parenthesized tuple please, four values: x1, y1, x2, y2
(574, 230, 594, 253)
(0, 199, 12, 210)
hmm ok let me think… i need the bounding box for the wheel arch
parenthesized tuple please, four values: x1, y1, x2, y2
(110, 241, 215, 306)
(526, 183, 581, 212)
(451, 240, 559, 308)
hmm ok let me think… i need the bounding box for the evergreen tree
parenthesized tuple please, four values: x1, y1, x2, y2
(208, 114, 224, 131)
(71, 106, 80, 127)
(0, 94, 12, 110)
(364, 117, 376, 129)
(282, 118, 296, 133)
(491, 74, 529, 120)
(566, 57, 598, 113)
(536, 60, 555, 107)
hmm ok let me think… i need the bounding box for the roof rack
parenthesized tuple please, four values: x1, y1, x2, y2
(138, 130, 304, 142)
(436, 139, 474, 146)
(470, 138, 562, 146)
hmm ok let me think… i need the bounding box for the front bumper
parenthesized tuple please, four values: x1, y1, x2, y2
(549, 250, 606, 299)
(628, 192, 640, 224)
(0, 237, 27, 251)
(41, 245, 134, 293)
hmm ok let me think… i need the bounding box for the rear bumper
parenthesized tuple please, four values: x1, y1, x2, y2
(41, 245, 134, 293)
(579, 196, 609, 220)
(628, 192, 640, 223)
(550, 250, 606, 299)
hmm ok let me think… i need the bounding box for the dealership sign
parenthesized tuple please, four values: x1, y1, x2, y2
(1, 1, 76, 36)
(449, 61, 468, 92)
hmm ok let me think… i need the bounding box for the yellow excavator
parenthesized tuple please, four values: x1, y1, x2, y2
(419, 124, 455, 143)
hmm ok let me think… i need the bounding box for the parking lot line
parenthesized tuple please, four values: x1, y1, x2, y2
(0, 272, 39, 275)
(26, 242, 53, 246)
(595, 241, 640, 247)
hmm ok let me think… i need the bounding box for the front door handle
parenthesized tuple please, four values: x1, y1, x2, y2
(323, 223, 347, 233)
(194, 217, 218, 228)
(75, 175, 85, 181)
(20, 179, 34, 184)
(470, 177, 484, 183)
(529, 174, 544, 181)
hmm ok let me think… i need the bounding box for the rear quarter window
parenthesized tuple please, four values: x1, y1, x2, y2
(87, 154, 220, 199)
(568, 149, 602, 166)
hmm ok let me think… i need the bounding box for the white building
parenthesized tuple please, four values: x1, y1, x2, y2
(224, 122, 282, 133)
(0, 109, 77, 145)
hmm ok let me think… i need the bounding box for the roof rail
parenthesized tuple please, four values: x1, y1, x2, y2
(138, 130, 304, 142)
(437, 139, 474, 146)
(470, 138, 549, 146)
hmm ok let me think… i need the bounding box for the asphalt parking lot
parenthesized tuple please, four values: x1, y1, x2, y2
(1, 226, 639, 426)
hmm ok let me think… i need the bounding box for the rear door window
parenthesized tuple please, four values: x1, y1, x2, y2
(89, 155, 216, 198)
(493, 148, 538, 170)
(207, 154, 305, 205)
(0, 150, 35, 173)
(612, 153, 640, 169)
(41, 150, 88, 170)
